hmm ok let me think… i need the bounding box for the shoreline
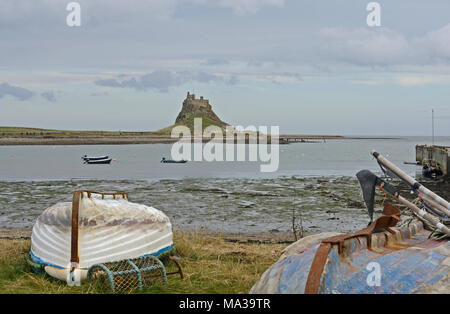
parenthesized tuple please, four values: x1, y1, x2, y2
(0, 227, 295, 244)
(0, 135, 399, 146)
(0, 136, 180, 146)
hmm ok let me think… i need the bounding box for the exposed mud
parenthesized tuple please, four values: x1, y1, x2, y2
(1, 176, 448, 237)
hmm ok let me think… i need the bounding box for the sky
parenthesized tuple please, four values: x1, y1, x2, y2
(0, 0, 449, 136)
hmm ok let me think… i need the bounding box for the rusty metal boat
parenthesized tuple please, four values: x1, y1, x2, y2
(251, 151, 449, 294)
(251, 218, 449, 294)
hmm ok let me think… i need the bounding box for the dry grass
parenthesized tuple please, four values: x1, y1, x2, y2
(0, 126, 166, 137)
(0, 231, 286, 294)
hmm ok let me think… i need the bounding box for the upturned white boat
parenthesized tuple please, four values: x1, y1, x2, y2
(30, 191, 173, 285)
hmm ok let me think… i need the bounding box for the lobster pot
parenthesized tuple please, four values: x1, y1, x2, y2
(30, 191, 174, 284)
(87, 255, 168, 293)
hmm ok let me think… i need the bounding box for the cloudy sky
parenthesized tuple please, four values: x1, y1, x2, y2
(1, 0, 450, 135)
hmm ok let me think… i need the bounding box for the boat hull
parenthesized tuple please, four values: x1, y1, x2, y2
(30, 193, 173, 275)
(84, 158, 112, 164)
(250, 221, 449, 294)
(162, 160, 187, 163)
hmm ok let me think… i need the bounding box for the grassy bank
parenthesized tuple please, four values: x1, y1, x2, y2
(0, 125, 350, 145)
(0, 126, 179, 145)
(0, 231, 286, 294)
(0, 126, 162, 137)
(0, 125, 346, 140)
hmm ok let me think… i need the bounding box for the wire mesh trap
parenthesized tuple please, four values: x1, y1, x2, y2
(87, 255, 183, 293)
(24, 253, 46, 275)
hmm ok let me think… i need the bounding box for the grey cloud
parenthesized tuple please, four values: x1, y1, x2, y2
(95, 79, 123, 88)
(414, 24, 450, 62)
(315, 28, 412, 66)
(228, 75, 239, 85)
(41, 91, 56, 102)
(114, 71, 184, 92)
(312, 24, 450, 69)
(0, 0, 284, 29)
(0, 83, 34, 101)
(90, 91, 109, 97)
(94, 70, 229, 92)
(202, 59, 230, 66)
(248, 60, 264, 67)
(2, 1, 450, 80)
(218, 0, 285, 15)
(266, 72, 302, 83)
(188, 71, 221, 83)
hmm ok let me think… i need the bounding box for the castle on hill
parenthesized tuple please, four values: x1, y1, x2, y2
(175, 92, 227, 127)
(184, 92, 210, 108)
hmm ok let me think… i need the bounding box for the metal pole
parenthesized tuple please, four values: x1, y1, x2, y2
(421, 194, 450, 217)
(387, 192, 450, 237)
(432, 109, 435, 146)
(372, 151, 450, 212)
(71, 191, 81, 270)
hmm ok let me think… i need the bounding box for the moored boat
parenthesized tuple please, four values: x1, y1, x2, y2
(161, 157, 187, 164)
(82, 155, 109, 161)
(84, 158, 112, 164)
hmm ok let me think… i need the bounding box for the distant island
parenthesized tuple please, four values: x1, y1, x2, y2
(154, 92, 229, 135)
(0, 92, 356, 145)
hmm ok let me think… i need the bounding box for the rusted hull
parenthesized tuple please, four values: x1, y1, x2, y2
(251, 221, 449, 294)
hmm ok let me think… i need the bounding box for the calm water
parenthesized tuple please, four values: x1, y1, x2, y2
(0, 136, 448, 234)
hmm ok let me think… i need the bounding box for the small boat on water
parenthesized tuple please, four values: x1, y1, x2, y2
(81, 155, 112, 164)
(82, 155, 109, 161)
(29, 191, 174, 285)
(84, 158, 112, 165)
(161, 157, 187, 164)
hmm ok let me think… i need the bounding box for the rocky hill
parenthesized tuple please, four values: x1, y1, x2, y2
(156, 92, 228, 134)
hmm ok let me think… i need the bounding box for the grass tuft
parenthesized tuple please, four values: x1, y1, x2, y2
(0, 231, 285, 294)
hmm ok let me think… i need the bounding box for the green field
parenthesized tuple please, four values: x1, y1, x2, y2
(0, 125, 345, 142)
(0, 126, 163, 138)
(0, 121, 226, 138)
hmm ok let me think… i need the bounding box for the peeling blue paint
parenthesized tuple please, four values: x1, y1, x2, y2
(251, 221, 449, 294)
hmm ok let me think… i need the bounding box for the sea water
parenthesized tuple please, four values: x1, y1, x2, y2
(0, 136, 449, 234)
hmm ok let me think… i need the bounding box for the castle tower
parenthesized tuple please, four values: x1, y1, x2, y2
(175, 92, 226, 127)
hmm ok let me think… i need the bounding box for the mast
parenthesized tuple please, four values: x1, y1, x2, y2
(432, 109, 435, 146)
